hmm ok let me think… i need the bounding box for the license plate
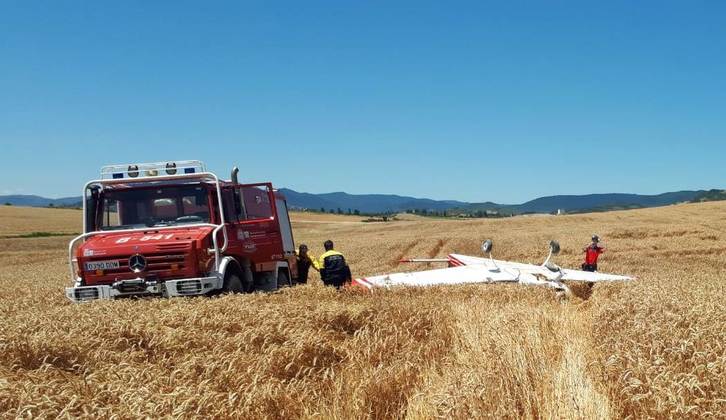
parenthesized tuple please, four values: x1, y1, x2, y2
(85, 260, 120, 271)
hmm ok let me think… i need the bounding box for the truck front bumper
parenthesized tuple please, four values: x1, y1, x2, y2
(65, 275, 223, 303)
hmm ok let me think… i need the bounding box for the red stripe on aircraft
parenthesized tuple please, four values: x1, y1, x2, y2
(448, 255, 466, 267)
(354, 278, 374, 288)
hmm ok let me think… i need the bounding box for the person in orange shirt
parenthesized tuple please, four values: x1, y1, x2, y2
(582, 235, 604, 272)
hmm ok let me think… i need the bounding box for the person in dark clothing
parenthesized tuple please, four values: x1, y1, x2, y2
(295, 244, 316, 284)
(582, 235, 605, 272)
(313, 240, 352, 288)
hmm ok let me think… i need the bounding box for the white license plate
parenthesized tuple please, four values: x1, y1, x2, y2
(85, 260, 120, 271)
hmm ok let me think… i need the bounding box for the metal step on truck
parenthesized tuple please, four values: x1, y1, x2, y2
(66, 160, 298, 302)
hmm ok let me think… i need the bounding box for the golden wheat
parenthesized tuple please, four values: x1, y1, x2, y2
(0, 206, 79, 236)
(0, 202, 724, 418)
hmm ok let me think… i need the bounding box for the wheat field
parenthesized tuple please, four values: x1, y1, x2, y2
(0, 202, 724, 418)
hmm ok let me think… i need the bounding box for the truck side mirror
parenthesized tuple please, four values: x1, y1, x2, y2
(235, 187, 247, 220)
(85, 186, 100, 232)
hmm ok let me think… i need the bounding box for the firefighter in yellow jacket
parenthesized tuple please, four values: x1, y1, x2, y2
(313, 240, 352, 288)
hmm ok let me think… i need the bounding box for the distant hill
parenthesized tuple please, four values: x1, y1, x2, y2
(0, 195, 83, 208)
(0, 189, 713, 215)
(281, 189, 705, 214)
(277, 189, 341, 211)
(691, 189, 726, 203)
(279, 189, 467, 213)
(512, 191, 702, 214)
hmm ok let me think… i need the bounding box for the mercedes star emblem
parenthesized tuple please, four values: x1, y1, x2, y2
(128, 254, 147, 273)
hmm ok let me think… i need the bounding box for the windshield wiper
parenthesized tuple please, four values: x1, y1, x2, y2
(101, 224, 137, 231)
(151, 220, 176, 227)
(174, 216, 207, 224)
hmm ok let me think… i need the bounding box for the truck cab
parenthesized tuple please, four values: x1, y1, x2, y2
(66, 160, 298, 302)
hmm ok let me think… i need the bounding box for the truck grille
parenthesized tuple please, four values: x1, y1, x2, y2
(85, 252, 188, 277)
(156, 243, 191, 252)
(175, 280, 202, 295)
(146, 254, 187, 272)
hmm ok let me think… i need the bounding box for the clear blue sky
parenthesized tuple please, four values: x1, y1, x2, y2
(1, 1, 724, 203)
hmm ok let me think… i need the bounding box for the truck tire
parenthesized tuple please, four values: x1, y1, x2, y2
(277, 270, 292, 288)
(223, 273, 243, 294)
(241, 265, 254, 293)
(254, 272, 277, 292)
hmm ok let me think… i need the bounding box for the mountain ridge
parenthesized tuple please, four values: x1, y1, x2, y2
(1, 189, 711, 215)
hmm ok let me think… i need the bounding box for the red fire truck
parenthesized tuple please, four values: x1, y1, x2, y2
(66, 160, 298, 302)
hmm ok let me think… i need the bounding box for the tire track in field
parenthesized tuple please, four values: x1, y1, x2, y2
(427, 239, 448, 258)
(393, 240, 420, 265)
(551, 306, 613, 419)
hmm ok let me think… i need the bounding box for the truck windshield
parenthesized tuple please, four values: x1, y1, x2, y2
(98, 185, 211, 230)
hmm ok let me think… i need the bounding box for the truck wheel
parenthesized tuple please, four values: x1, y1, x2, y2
(277, 270, 292, 288)
(241, 266, 254, 293)
(223, 273, 243, 294)
(254, 272, 277, 292)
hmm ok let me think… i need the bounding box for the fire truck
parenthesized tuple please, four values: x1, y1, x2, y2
(66, 160, 298, 302)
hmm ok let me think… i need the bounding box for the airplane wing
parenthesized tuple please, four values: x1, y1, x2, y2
(354, 261, 570, 291)
(558, 269, 633, 282)
(449, 254, 633, 283)
(354, 265, 520, 289)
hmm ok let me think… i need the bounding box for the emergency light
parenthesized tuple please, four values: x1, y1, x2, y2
(165, 162, 177, 175)
(100, 161, 206, 180)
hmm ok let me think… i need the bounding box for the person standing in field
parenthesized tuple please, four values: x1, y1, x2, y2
(295, 244, 317, 284)
(582, 235, 605, 272)
(314, 240, 352, 289)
